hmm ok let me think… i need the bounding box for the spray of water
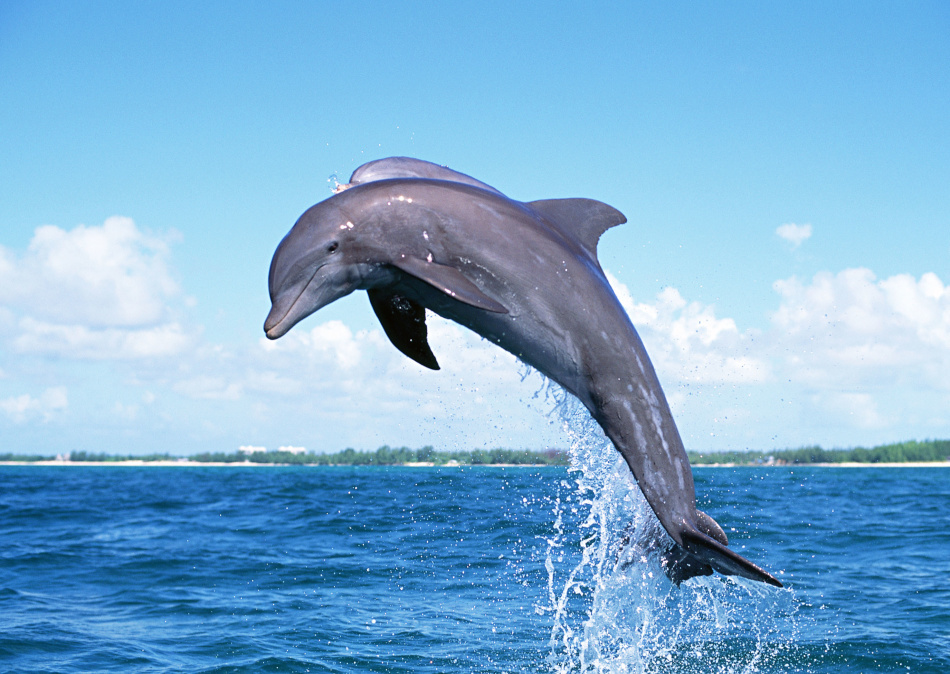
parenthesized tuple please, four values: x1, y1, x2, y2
(527, 378, 805, 674)
(327, 172, 348, 193)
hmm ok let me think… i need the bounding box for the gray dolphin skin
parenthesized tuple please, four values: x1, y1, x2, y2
(265, 157, 782, 587)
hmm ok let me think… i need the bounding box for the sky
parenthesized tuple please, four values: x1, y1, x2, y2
(1, 1, 949, 456)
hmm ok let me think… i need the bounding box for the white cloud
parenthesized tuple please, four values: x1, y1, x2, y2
(770, 268, 950, 391)
(155, 310, 556, 450)
(0, 218, 195, 360)
(259, 320, 367, 370)
(0, 217, 180, 326)
(606, 272, 771, 385)
(605, 266, 950, 442)
(251, 315, 524, 409)
(609, 265, 950, 398)
(13, 318, 195, 359)
(776, 222, 812, 248)
(0, 387, 68, 423)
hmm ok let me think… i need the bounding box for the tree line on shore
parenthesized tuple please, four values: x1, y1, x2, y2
(2, 439, 948, 465)
(188, 446, 569, 466)
(687, 439, 950, 465)
(0, 446, 569, 466)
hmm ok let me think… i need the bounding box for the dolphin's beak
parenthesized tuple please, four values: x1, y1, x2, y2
(264, 263, 356, 340)
(264, 271, 315, 340)
(264, 304, 293, 339)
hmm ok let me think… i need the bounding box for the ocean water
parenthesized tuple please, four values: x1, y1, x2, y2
(1, 459, 948, 672)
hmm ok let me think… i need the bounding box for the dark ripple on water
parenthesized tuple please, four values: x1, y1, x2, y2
(0, 463, 948, 672)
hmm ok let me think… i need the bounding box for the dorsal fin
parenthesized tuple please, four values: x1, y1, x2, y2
(527, 198, 627, 257)
(349, 157, 503, 195)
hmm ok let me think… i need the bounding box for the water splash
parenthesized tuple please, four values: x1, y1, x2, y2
(533, 383, 806, 673)
(327, 172, 345, 193)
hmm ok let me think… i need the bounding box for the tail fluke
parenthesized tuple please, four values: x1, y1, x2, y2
(664, 523, 783, 587)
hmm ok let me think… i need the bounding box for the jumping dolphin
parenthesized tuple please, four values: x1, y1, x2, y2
(265, 157, 781, 587)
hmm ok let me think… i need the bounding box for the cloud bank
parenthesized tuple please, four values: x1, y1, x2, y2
(0, 217, 196, 360)
(2, 217, 948, 452)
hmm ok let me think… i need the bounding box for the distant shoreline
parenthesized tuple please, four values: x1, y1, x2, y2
(0, 460, 548, 468)
(2, 460, 948, 468)
(693, 461, 950, 468)
(6, 440, 947, 468)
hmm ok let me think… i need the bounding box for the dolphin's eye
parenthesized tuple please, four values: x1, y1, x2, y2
(327, 241, 339, 254)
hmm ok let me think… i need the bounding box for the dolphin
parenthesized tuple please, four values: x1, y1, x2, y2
(345, 156, 503, 195)
(265, 157, 781, 587)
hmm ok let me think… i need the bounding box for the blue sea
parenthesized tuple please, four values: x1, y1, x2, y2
(1, 455, 948, 671)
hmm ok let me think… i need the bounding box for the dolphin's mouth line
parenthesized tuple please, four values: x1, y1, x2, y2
(266, 264, 325, 338)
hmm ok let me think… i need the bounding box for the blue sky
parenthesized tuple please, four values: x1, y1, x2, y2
(1, 1, 948, 455)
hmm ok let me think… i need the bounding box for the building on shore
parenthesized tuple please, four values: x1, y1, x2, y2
(239, 445, 307, 455)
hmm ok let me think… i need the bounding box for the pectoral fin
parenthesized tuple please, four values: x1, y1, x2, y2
(368, 289, 440, 370)
(391, 255, 508, 314)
